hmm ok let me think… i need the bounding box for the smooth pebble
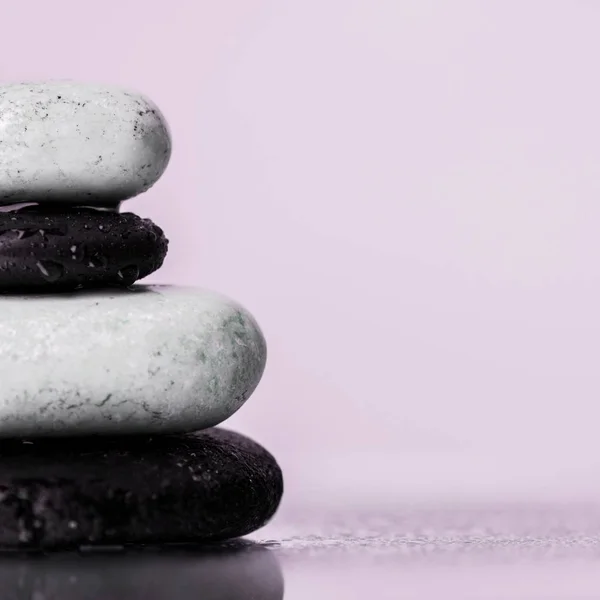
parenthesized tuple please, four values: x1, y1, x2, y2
(0, 428, 283, 548)
(0, 285, 266, 437)
(0, 81, 171, 205)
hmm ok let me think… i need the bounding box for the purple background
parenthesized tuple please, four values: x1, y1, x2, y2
(4, 1, 600, 511)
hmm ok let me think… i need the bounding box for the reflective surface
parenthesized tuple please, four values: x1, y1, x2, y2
(260, 504, 600, 599)
(7, 505, 600, 599)
(0, 542, 283, 600)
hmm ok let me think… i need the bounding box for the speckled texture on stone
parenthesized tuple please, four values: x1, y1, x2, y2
(0, 81, 171, 205)
(0, 428, 283, 549)
(0, 285, 267, 437)
(0, 206, 168, 290)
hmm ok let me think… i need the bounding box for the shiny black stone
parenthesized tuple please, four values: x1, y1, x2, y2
(0, 206, 168, 290)
(0, 428, 283, 549)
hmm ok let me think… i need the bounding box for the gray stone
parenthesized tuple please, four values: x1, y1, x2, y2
(0, 81, 171, 205)
(0, 285, 267, 437)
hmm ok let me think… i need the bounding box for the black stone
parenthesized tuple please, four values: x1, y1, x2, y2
(0, 428, 283, 550)
(0, 206, 168, 290)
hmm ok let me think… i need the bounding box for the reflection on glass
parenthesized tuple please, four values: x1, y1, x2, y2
(0, 541, 283, 600)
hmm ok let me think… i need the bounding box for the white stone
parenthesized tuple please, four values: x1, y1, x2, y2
(0, 81, 171, 205)
(0, 285, 266, 437)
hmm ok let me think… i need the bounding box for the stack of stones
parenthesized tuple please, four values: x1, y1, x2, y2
(0, 81, 282, 550)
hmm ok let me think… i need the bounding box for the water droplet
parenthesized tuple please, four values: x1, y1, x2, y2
(97, 222, 112, 233)
(15, 229, 37, 240)
(35, 260, 64, 282)
(18, 530, 32, 543)
(88, 253, 108, 269)
(70, 244, 85, 261)
(117, 264, 139, 286)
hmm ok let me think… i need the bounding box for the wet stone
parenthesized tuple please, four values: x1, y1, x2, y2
(0, 207, 167, 290)
(0, 428, 283, 549)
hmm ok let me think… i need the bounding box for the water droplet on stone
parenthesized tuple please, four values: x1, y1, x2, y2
(117, 264, 139, 286)
(70, 244, 85, 262)
(18, 530, 32, 543)
(88, 254, 108, 269)
(36, 260, 64, 282)
(15, 229, 37, 240)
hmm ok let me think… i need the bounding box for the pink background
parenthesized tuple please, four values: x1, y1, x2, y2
(3, 1, 600, 507)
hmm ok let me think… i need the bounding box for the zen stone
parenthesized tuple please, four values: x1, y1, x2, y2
(0, 285, 267, 437)
(0, 81, 171, 205)
(0, 206, 168, 290)
(0, 428, 283, 549)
